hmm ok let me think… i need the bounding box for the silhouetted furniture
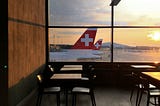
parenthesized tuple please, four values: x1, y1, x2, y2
(130, 72, 143, 106)
(138, 72, 160, 106)
(137, 76, 160, 106)
(129, 72, 157, 106)
(51, 73, 82, 106)
(71, 65, 96, 106)
(36, 74, 61, 106)
(145, 88, 160, 106)
(129, 65, 159, 106)
(141, 72, 160, 89)
(43, 65, 55, 80)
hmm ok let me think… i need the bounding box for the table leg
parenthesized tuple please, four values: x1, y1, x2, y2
(65, 88, 68, 106)
(158, 96, 160, 106)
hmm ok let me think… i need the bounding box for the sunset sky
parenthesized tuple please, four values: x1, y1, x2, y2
(49, 0, 160, 47)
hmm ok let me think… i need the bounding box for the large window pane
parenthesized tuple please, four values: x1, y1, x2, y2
(114, 28, 160, 62)
(49, 0, 111, 26)
(49, 28, 110, 62)
(115, 0, 160, 26)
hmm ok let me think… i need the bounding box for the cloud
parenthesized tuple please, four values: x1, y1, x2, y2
(49, 0, 160, 26)
(49, 0, 111, 26)
(56, 30, 81, 35)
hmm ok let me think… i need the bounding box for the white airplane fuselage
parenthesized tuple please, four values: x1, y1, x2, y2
(49, 49, 103, 62)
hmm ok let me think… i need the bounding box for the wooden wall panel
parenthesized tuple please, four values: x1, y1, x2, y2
(8, 0, 45, 25)
(8, 21, 45, 87)
(8, 0, 46, 87)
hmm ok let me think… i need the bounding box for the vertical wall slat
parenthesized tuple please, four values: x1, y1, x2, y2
(8, 0, 45, 87)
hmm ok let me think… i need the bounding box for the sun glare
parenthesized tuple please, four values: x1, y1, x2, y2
(148, 31, 160, 41)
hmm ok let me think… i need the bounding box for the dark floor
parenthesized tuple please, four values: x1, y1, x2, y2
(21, 85, 155, 106)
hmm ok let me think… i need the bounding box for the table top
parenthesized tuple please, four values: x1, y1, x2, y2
(131, 65, 156, 69)
(60, 65, 83, 71)
(141, 72, 160, 88)
(50, 73, 82, 79)
(62, 65, 82, 68)
(142, 72, 160, 81)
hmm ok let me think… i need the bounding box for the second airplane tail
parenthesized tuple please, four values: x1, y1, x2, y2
(93, 39, 103, 50)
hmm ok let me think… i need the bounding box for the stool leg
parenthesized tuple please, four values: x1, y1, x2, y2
(146, 93, 150, 106)
(36, 93, 40, 106)
(39, 94, 43, 106)
(158, 96, 160, 106)
(57, 93, 60, 106)
(65, 88, 68, 106)
(72, 93, 76, 106)
(90, 90, 96, 106)
(154, 97, 157, 105)
(138, 89, 143, 106)
(130, 88, 134, 101)
(136, 88, 140, 106)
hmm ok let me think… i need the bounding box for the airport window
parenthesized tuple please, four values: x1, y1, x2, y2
(114, 0, 160, 26)
(48, 0, 111, 62)
(49, 28, 110, 62)
(113, 28, 160, 62)
(48, 0, 160, 62)
(113, 0, 160, 62)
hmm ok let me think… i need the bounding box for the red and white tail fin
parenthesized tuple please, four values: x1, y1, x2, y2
(72, 28, 97, 49)
(93, 39, 103, 50)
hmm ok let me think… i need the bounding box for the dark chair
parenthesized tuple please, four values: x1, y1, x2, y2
(71, 65, 96, 106)
(43, 65, 55, 79)
(36, 74, 61, 106)
(130, 72, 157, 106)
(130, 72, 146, 106)
(137, 77, 160, 106)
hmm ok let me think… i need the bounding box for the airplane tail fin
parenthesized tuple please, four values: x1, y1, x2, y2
(93, 39, 103, 50)
(72, 28, 97, 49)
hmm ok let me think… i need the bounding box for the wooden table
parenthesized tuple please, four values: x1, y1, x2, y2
(61, 65, 82, 68)
(128, 64, 157, 72)
(141, 72, 160, 88)
(141, 72, 160, 106)
(51, 73, 82, 79)
(60, 65, 83, 73)
(131, 65, 156, 69)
